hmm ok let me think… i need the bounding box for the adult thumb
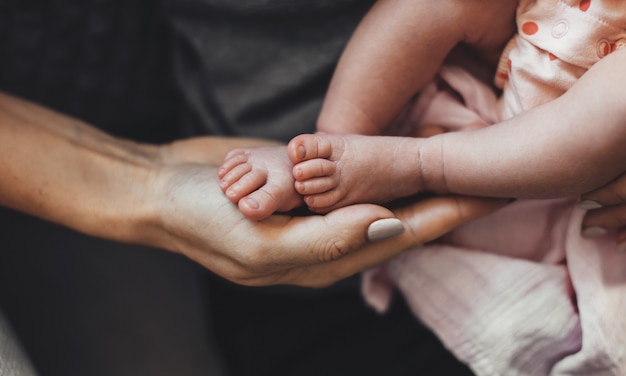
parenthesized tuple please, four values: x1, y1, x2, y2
(275, 204, 403, 265)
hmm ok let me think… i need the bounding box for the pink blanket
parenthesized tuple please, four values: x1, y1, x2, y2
(362, 66, 626, 375)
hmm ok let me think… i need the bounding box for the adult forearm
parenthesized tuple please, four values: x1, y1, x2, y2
(0, 92, 160, 244)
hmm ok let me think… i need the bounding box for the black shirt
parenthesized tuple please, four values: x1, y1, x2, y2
(166, 0, 375, 142)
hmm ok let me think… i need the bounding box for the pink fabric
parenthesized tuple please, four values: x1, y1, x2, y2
(363, 64, 626, 376)
(362, 2, 626, 373)
(499, 0, 626, 118)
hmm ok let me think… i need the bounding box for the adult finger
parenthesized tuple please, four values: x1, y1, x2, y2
(398, 195, 508, 244)
(580, 173, 626, 208)
(163, 136, 282, 165)
(281, 196, 508, 287)
(239, 204, 404, 276)
(582, 203, 626, 235)
(581, 205, 626, 252)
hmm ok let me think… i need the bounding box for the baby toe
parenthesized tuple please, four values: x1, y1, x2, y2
(219, 162, 252, 191)
(288, 134, 333, 163)
(224, 169, 267, 202)
(304, 189, 344, 211)
(294, 176, 337, 196)
(238, 186, 282, 221)
(218, 152, 250, 178)
(293, 159, 335, 181)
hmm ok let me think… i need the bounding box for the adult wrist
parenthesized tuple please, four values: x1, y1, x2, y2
(71, 141, 167, 249)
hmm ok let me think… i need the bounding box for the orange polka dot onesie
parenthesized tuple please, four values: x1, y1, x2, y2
(497, 0, 626, 119)
(363, 1, 626, 375)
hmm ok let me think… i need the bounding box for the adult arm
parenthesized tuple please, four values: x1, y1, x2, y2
(0, 92, 271, 242)
(0, 92, 505, 287)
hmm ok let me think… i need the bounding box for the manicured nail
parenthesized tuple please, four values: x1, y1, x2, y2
(578, 200, 603, 210)
(617, 241, 626, 253)
(581, 226, 608, 238)
(367, 218, 404, 242)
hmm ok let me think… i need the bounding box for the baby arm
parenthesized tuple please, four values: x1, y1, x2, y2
(317, 0, 517, 135)
(420, 47, 626, 198)
(218, 0, 517, 219)
(288, 48, 626, 211)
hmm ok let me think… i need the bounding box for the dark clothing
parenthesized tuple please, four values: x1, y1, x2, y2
(0, 1, 473, 375)
(166, 0, 374, 142)
(0, 0, 176, 142)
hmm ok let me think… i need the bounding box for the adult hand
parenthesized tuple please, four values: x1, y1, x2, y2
(580, 172, 626, 251)
(153, 137, 507, 287)
(0, 91, 506, 289)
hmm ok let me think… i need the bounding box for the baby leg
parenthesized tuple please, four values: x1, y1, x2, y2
(218, 146, 303, 220)
(287, 133, 424, 213)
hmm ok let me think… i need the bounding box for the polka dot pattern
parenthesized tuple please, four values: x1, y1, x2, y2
(597, 39, 611, 57)
(522, 21, 539, 35)
(579, 0, 591, 12)
(517, 0, 622, 60)
(498, 0, 626, 120)
(551, 20, 568, 39)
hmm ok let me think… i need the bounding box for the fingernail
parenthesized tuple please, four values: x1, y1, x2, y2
(367, 218, 404, 242)
(578, 200, 603, 210)
(581, 226, 608, 238)
(617, 241, 626, 253)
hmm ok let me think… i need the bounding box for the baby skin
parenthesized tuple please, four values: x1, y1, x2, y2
(220, 59, 626, 221)
(218, 134, 427, 219)
(218, 146, 304, 221)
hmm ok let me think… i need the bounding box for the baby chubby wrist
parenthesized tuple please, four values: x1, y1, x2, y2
(416, 134, 449, 193)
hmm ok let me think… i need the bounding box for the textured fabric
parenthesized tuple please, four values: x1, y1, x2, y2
(0, 0, 177, 142)
(363, 5, 626, 375)
(0, 309, 37, 376)
(363, 48, 626, 376)
(166, 0, 376, 142)
(497, 0, 626, 119)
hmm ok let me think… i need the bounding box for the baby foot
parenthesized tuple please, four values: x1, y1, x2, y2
(287, 133, 425, 213)
(218, 146, 303, 220)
